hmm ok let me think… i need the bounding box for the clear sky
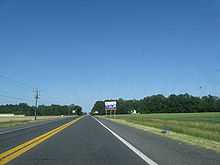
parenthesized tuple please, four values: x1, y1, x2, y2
(0, 0, 220, 111)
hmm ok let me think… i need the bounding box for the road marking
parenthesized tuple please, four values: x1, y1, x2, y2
(92, 116, 159, 165)
(0, 117, 71, 135)
(0, 116, 83, 165)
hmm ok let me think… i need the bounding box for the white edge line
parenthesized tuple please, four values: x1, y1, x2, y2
(91, 116, 159, 165)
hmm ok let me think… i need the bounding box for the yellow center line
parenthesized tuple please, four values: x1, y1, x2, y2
(0, 116, 83, 165)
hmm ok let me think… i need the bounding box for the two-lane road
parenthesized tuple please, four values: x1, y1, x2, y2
(0, 117, 74, 154)
(1, 115, 220, 165)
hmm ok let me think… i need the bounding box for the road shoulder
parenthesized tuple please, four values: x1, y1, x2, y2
(97, 116, 220, 165)
(99, 116, 220, 153)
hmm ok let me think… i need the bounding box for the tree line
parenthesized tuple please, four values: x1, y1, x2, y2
(91, 93, 220, 115)
(0, 103, 83, 116)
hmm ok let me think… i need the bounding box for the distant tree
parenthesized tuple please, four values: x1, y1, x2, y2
(73, 105, 83, 115)
(90, 93, 220, 115)
(0, 103, 82, 116)
(91, 101, 105, 115)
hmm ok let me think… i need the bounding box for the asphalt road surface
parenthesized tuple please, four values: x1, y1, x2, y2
(1, 115, 220, 165)
(0, 117, 74, 154)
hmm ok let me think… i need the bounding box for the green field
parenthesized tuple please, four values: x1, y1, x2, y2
(107, 112, 220, 143)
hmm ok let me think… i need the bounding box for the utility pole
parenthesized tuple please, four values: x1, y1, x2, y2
(33, 88, 40, 120)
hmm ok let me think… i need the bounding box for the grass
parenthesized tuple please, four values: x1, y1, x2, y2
(0, 120, 31, 128)
(0, 116, 63, 128)
(102, 112, 220, 153)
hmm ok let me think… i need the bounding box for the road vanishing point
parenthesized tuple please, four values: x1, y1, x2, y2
(0, 115, 220, 165)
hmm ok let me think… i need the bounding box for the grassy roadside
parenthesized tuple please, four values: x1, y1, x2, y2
(99, 112, 220, 153)
(0, 116, 67, 128)
(0, 121, 32, 128)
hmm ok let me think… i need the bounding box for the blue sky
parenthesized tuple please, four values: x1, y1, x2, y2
(0, 0, 220, 111)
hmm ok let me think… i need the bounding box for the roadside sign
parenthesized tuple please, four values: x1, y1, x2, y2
(105, 101, 117, 111)
(105, 101, 117, 117)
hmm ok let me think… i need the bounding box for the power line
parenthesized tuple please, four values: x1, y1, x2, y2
(0, 88, 32, 101)
(0, 73, 37, 104)
(0, 73, 62, 105)
(39, 93, 61, 102)
(0, 93, 32, 102)
(0, 74, 33, 90)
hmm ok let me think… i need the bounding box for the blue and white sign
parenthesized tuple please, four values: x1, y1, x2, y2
(105, 101, 117, 111)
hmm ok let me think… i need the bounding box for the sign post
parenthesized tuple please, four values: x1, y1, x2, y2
(105, 101, 117, 118)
